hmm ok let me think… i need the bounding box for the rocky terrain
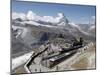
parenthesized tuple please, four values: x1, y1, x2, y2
(11, 11, 96, 74)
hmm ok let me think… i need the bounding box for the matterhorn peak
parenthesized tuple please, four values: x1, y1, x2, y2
(57, 13, 64, 18)
(57, 13, 69, 26)
(26, 10, 37, 20)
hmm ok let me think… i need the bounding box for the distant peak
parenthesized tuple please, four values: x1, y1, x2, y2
(26, 10, 37, 20)
(58, 13, 64, 17)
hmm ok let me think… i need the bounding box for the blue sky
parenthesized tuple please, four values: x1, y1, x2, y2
(12, 0, 96, 24)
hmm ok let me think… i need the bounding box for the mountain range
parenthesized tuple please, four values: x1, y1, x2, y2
(11, 11, 96, 58)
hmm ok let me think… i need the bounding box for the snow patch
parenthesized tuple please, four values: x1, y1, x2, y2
(12, 51, 33, 70)
(69, 22, 89, 35)
(12, 12, 26, 20)
(89, 25, 95, 31)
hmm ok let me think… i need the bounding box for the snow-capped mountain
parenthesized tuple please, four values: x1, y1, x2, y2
(13, 11, 96, 39)
(12, 11, 95, 46)
(12, 11, 69, 27)
(12, 11, 89, 35)
(26, 11, 69, 24)
(12, 11, 95, 35)
(12, 12, 26, 21)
